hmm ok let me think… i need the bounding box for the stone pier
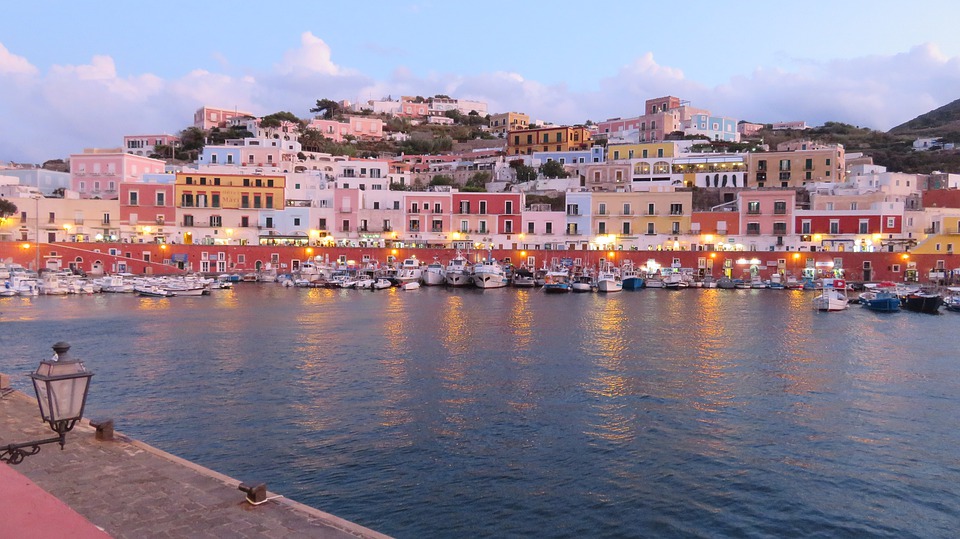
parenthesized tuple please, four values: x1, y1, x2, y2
(1, 390, 391, 539)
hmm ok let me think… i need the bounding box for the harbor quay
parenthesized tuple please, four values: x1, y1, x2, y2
(0, 389, 391, 539)
(0, 241, 954, 285)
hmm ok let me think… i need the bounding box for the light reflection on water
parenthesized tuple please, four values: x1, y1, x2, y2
(2, 286, 960, 538)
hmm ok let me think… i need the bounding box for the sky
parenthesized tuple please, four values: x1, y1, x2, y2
(2, 0, 960, 164)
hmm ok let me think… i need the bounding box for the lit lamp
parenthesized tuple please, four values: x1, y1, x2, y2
(1, 342, 94, 465)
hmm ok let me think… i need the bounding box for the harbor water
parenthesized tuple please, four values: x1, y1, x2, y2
(2, 286, 959, 538)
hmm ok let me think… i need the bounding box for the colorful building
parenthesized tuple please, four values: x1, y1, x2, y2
(174, 171, 285, 245)
(70, 149, 167, 199)
(507, 126, 592, 156)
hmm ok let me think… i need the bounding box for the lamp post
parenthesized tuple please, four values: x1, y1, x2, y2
(34, 194, 42, 270)
(0, 342, 94, 465)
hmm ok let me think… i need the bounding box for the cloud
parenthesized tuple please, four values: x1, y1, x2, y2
(0, 42, 36, 75)
(275, 32, 350, 76)
(2, 38, 960, 164)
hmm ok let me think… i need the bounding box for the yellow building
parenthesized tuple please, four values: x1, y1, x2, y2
(607, 141, 676, 161)
(507, 126, 591, 155)
(590, 190, 693, 249)
(175, 172, 285, 211)
(489, 112, 529, 137)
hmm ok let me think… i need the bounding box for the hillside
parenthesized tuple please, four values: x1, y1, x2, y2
(888, 98, 960, 140)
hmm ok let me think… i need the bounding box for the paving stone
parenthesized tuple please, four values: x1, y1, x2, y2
(1, 391, 391, 539)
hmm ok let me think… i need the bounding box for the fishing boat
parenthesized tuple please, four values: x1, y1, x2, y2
(511, 268, 535, 287)
(401, 281, 421, 291)
(812, 279, 848, 311)
(472, 254, 509, 289)
(596, 263, 623, 293)
(422, 260, 446, 286)
(901, 292, 943, 314)
(621, 264, 645, 290)
(395, 258, 423, 285)
(542, 270, 572, 293)
(859, 289, 901, 312)
(444, 252, 472, 287)
(571, 274, 595, 293)
(135, 283, 174, 298)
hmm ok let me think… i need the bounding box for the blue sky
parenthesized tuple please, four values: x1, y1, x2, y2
(3, 0, 960, 163)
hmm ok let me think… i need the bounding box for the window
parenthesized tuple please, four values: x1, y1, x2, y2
(747, 201, 761, 214)
(241, 216, 249, 228)
(545, 222, 553, 234)
(211, 194, 220, 208)
(183, 215, 194, 227)
(830, 220, 840, 234)
(210, 215, 222, 227)
(671, 222, 680, 234)
(460, 201, 471, 213)
(504, 221, 513, 234)
(294, 217, 301, 226)
(265, 195, 273, 208)
(598, 222, 607, 234)
(646, 222, 655, 235)
(774, 201, 787, 214)
(254, 196, 262, 209)
(460, 220, 469, 232)
(505, 201, 513, 214)
(479, 221, 488, 233)
(850, 202, 858, 210)
(773, 222, 787, 235)
(746, 222, 761, 235)
(859, 220, 869, 234)
(527, 222, 535, 234)
(647, 203, 655, 216)
(779, 159, 791, 171)
(670, 203, 683, 215)
(622, 222, 631, 235)
(598, 203, 607, 215)
(265, 217, 274, 228)
(623, 203, 631, 215)
(241, 195, 250, 209)
(801, 220, 811, 234)
(129, 192, 138, 205)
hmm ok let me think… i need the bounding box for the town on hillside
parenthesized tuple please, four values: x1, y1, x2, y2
(2, 94, 960, 271)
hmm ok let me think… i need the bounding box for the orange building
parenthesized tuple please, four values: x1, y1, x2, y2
(507, 126, 592, 156)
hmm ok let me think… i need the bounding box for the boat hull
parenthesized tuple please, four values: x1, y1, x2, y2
(901, 294, 943, 314)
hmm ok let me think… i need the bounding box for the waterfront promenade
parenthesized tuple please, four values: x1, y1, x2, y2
(0, 390, 390, 539)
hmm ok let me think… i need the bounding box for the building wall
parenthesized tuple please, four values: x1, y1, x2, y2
(70, 151, 167, 199)
(489, 112, 530, 136)
(507, 126, 592, 156)
(745, 147, 845, 188)
(194, 106, 254, 130)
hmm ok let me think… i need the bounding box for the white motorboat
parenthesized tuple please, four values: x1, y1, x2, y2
(135, 284, 174, 297)
(813, 280, 848, 311)
(596, 263, 623, 293)
(396, 258, 423, 284)
(444, 253, 472, 287)
(422, 261, 446, 286)
(401, 281, 421, 290)
(473, 259, 509, 289)
(512, 268, 535, 287)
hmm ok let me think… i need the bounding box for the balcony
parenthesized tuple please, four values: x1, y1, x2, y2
(774, 209, 787, 215)
(620, 210, 634, 216)
(746, 229, 761, 236)
(746, 209, 761, 215)
(643, 211, 657, 216)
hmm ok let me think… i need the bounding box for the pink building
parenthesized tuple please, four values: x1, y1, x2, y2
(70, 150, 167, 199)
(123, 134, 180, 156)
(194, 106, 254, 130)
(738, 190, 797, 248)
(308, 116, 384, 143)
(596, 96, 703, 142)
(397, 97, 430, 118)
(403, 191, 454, 243)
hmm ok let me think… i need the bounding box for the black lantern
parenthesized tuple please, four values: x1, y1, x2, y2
(1, 342, 94, 464)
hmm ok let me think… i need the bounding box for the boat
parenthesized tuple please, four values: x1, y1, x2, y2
(813, 279, 848, 311)
(571, 274, 595, 293)
(943, 293, 960, 312)
(401, 281, 421, 291)
(767, 274, 785, 290)
(512, 268, 535, 287)
(595, 263, 623, 293)
(901, 292, 943, 314)
(621, 264, 645, 290)
(422, 260, 446, 286)
(395, 258, 423, 285)
(700, 275, 717, 289)
(661, 268, 684, 289)
(135, 284, 174, 298)
(372, 278, 393, 290)
(784, 275, 804, 290)
(444, 253, 472, 287)
(859, 289, 901, 312)
(472, 257, 509, 289)
(542, 270, 572, 293)
(716, 276, 736, 289)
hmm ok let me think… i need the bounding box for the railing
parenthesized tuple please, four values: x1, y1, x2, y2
(431, 227, 443, 233)
(746, 209, 761, 214)
(644, 212, 658, 216)
(746, 230, 761, 235)
(774, 209, 787, 214)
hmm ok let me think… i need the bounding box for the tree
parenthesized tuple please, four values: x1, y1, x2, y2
(310, 99, 341, 120)
(430, 175, 456, 186)
(260, 111, 303, 129)
(0, 198, 17, 218)
(464, 172, 491, 192)
(510, 160, 538, 182)
(540, 160, 569, 179)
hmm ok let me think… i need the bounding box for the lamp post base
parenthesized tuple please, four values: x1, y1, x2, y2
(1, 434, 65, 465)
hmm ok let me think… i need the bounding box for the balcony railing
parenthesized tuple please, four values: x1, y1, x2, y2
(746, 230, 761, 235)
(746, 209, 761, 214)
(774, 209, 787, 214)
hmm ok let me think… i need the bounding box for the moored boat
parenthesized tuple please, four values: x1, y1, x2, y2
(542, 270, 572, 293)
(901, 292, 943, 314)
(859, 289, 901, 312)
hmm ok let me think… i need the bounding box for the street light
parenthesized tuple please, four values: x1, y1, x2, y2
(0, 342, 94, 465)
